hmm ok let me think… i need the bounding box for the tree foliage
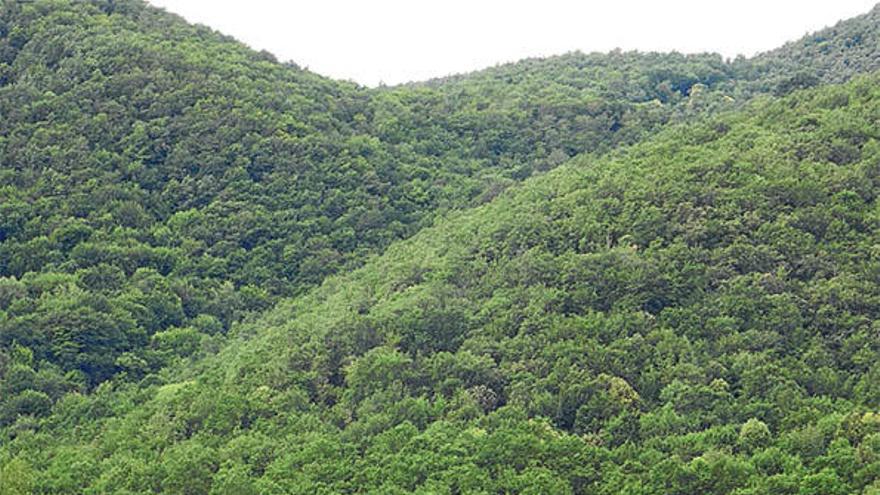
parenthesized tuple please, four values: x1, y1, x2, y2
(3, 1, 880, 493)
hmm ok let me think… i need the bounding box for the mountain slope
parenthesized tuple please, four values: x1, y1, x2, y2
(0, 0, 742, 391)
(741, 3, 880, 92)
(0, 0, 781, 393)
(7, 71, 880, 494)
(4, 1, 880, 396)
(4, 2, 880, 493)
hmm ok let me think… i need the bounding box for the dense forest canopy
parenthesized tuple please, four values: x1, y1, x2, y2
(0, 0, 753, 391)
(2, 1, 880, 493)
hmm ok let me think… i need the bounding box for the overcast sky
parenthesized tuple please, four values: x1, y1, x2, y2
(146, 0, 878, 87)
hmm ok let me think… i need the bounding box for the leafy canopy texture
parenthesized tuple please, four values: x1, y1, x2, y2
(3, 1, 880, 494)
(0, 0, 764, 390)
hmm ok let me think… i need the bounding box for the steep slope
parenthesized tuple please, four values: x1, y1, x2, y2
(4, 1, 880, 397)
(6, 72, 880, 494)
(0, 0, 750, 392)
(4, 2, 880, 492)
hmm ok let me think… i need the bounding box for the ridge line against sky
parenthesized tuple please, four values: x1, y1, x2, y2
(148, 0, 878, 87)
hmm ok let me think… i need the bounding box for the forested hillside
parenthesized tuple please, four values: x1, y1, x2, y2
(0, 0, 754, 394)
(3, 1, 880, 493)
(7, 66, 880, 495)
(741, 3, 880, 91)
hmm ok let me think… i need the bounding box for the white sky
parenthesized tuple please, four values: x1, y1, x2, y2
(146, 0, 878, 87)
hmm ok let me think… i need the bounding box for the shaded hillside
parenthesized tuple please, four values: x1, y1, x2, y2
(5, 70, 880, 494)
(377, 50, 736, 179)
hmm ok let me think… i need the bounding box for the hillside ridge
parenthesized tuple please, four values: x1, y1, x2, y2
(3, 2, 880, 493)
